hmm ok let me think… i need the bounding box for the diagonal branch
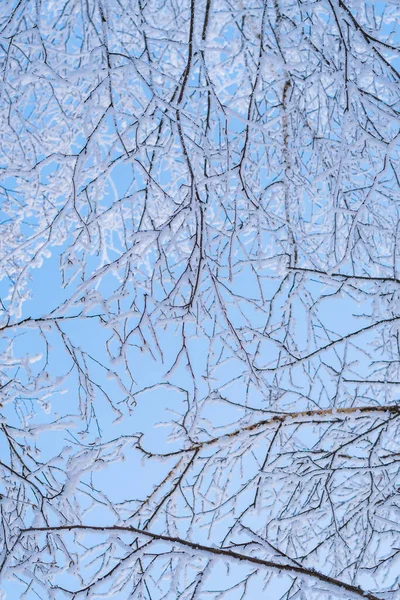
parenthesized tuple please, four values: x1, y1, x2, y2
(256, 316, 400, 371)
(17, 524, 384, 600)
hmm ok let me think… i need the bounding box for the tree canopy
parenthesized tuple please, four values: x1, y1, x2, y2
(1, 0, 400, 598)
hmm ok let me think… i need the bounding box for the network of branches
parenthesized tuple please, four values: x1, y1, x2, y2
(1, 0, 400, 598)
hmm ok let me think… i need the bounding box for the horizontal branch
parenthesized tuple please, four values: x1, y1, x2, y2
(0, 313, 104, 332)
(288, 266, 400, 285)
(19, 524, 383, 600)
(139, 405, 400, 457)
(343, 379, 400, 385)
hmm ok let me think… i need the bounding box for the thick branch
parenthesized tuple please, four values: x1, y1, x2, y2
(138, 404, 400, 457)
(18, 524, 383, 600)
